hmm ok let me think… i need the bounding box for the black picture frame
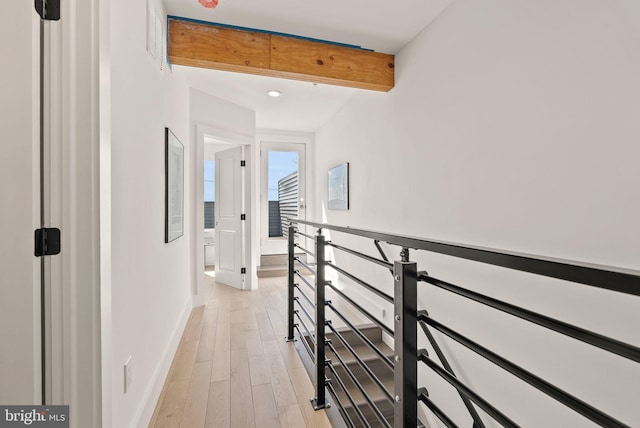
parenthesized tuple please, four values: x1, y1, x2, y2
(165, 128, 184, 243)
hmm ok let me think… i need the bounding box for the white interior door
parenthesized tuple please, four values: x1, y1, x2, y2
(260, 143, 306, 255)
(214, 146, 245, 289)
(0, 1, 42, 404)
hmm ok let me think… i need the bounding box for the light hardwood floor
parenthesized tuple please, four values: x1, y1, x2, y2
(148, 274, 333, 428)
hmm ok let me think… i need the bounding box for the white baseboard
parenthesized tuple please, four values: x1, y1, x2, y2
(132, 296, 193, 428)
(192, 290, 205, 308)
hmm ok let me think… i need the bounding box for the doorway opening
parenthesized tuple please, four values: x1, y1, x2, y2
(201, 136, 250, 290)
(204, 158, 216, 279)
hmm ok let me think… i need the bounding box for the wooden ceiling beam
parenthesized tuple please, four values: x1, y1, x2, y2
(168, 18, 395, 92)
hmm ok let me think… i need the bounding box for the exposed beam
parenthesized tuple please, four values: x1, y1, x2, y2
(168, 18, 395, 92)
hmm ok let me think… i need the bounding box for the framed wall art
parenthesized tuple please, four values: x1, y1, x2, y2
(165, 127, 184, 242)
(328, 162, 349, 210)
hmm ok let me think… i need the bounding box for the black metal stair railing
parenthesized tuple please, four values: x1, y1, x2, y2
(285, 218, 640, 428)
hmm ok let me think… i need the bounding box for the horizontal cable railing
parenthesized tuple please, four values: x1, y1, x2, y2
(325, 279, 393, 336)
(295, 323, 315, 362)
(294, 285, 315, 308)
(295, 257, 317, 275)
(326, 321, 394, 403)
(329, 242, 395, 270)
(327, 379, 357, 428)
(326, 301, 395, 370)
(327, 363, 369, 427)
(418, 311, 628, 427)
(326, 338, 392, 428)
(418, 387, 459, 428)
(327, 261, 394, 303)
(296, 230, 316, 240)
(291, 219, 640, 296)
(417, 273, 640, 363)
(295, 242, 316, 258)
(295, 270, 315, 291)
(418, 350, 521, 428)
(285, 218, 640, 428)
(296, 301, 315, 327)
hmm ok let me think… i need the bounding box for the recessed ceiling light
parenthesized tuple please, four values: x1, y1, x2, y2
(267, 90, 282, 98)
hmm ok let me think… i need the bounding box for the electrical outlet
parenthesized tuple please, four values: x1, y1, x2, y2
(124, 356, 133, 393)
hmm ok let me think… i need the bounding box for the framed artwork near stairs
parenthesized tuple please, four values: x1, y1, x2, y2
(328, 162, 349, 210)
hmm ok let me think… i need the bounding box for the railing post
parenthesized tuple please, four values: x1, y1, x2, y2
(394, 256, 418, 428)
(312, 229, 329, 409)
(286, 225, 296, 342)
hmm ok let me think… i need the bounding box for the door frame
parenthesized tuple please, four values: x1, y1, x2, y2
(257, 131, 315, 258)
(195, 124, 255, 302)
(36, 0, 103, 424)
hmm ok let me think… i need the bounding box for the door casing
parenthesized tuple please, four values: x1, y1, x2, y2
(195, 124, 256, 301)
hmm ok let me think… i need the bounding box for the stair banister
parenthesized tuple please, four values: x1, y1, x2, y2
(286, 225, 296, 342)
(284, 218, 640, 427)
(393, 252, 418, 428)
(312, 229, 329, 409)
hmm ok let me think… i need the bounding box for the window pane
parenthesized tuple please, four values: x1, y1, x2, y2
(204, 160, 215, 228)
(268, 151, 298, 238)
(204, 160, 215, 201)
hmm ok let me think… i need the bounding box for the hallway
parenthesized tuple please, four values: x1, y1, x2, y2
(148, 275, 333, 428)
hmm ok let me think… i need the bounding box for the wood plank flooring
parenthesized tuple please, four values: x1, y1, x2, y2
(148, 275, 333, 428)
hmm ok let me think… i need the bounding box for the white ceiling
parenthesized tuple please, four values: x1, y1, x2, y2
(175, 64, 361, 131)
(164, 0, 453, 131)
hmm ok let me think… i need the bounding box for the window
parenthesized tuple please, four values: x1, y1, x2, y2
(268, 151, 299, 237)
(204, 160, 215, 229)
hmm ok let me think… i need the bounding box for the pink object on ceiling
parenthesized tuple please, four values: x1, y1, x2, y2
(198, 0, 219, 8)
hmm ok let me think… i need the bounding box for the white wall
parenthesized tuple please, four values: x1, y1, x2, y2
(107, 0, 192, 426)
(315, 1, 640, 426)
